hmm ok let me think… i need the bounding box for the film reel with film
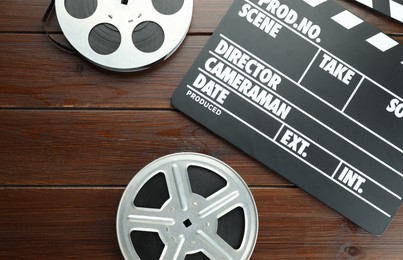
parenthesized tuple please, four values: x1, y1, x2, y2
(54, 0, 193, 71)
(116, 153, 259, 259)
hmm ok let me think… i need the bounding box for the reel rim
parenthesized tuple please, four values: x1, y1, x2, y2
(55, 0, 193, 71)
(116, 152, 259, 260)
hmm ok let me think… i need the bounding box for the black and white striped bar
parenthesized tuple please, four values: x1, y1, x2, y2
(172, 0, 403, 234)
(355, 0, 403, 23)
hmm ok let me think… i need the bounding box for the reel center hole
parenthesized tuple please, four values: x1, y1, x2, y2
(121, 0, 128, 5)
(183, 219, 192, 228)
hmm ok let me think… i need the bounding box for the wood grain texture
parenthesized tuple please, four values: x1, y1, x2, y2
(1, 0, 403, 259)
(0, 188, 402, 259)
(0, 33, 403, 109)
(0, 0, 402, 109)
(1, 34, 403, 109)
(0, 0, 403, 34)
(0, 34, 206, 109)
(0, 110, 286, 186)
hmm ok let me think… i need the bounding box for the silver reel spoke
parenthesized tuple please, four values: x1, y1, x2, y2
(55, 0, 193, 71)
(164, 161, 194, 211)
(117, 153, 258, 260)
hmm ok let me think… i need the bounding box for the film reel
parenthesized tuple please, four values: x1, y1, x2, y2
(116, 153, 258, 260)
(55, 0, 193, 71)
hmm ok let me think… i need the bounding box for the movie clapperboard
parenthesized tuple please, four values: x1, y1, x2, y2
(355, 0, 403, 23)
(172, 0, 403, 235)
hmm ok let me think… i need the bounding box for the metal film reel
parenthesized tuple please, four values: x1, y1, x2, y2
(116, 153, 259, 260)
(55, 0, 193, 71)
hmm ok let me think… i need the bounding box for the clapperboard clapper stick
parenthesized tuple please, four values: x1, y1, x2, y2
(355, 0, 403, 24)
(172, 0, 403, 235)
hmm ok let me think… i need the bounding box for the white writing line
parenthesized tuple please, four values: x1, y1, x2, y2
(273, 123, 285, 141)
(342, 76, 365, 112)
(332, 161, 343, 179)
(298, 49, 321, 84)
(187, 84, 273, 141)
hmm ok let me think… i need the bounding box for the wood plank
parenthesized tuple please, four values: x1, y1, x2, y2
(0, 0, 230, 34)
(0, 0, 402, 34)
(253, 244, 403, 259)
(0, 34, 206, 109)
(0, 188, 402, 259)
(0, 187, 123, 259)
(0, 110, 287, 186)
(1, 34, 403, 109)
(0, 33, 200, 108)
(1, 1, 402, 260)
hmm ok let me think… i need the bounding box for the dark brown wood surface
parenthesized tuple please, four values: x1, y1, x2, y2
(0, 0, 402, 259)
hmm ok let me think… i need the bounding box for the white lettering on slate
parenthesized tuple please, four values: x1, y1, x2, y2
(280, 129, 310, 158)
(192, 73, 230, 104)
(338, 166, 366, 194)
(386, 98, 403, 118)
(238, 4, 283, 38)
(319, 53, 355, 85)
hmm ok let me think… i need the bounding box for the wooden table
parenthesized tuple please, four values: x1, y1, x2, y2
(1, 0, 402, 259)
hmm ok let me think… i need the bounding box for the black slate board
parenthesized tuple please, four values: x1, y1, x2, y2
(172, 0, 403, 235)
